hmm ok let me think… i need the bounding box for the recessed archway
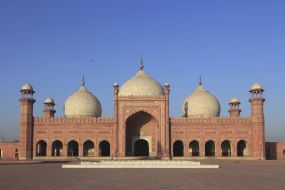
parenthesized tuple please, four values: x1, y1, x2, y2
(221, 140, 231, 157)
(83, 140, 95, 157)
(205, 140, 215, 157)
(36, 140, 47, 156)
(51, 140, 63, 156)
(125, 111, 158, 156)
(189, 140, 199, 157)
(134, 139, 149, 156)
(0, 148, 2, 159)
(283, 150, 285, 159)
(173, 140, 184, 157)
(67, 140, 79, 157)
(237, 140, 248, 157)
(99, 140, 110, 157)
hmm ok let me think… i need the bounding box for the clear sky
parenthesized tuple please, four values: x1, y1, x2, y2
(0, 0, 284, 141)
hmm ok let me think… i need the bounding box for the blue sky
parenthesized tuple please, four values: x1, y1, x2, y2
(0, 0, 284, 141)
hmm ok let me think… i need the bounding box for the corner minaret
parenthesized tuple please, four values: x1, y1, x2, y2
(249, 82, 265, 121)
(19, 83, 35, 160)
(113, 82, 119, 158)
(43, 97, 56, 118)
(228, 97, 241, 118)
(249, 81, 265, 159)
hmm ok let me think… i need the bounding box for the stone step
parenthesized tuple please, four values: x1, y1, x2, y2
(62, 160, 219, 169)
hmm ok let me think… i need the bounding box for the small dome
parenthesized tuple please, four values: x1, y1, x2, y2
(44, 97, 55, 105)
(119, 65, 164, 96)
(230, 97, 240, 104)
(64, 84, 102, 117)
(182, 82, 220, 118)
(21, 83, 34, 92)
(250, 82, 263, 92)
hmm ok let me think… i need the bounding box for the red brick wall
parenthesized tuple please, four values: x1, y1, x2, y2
(0, 142, 19, 160)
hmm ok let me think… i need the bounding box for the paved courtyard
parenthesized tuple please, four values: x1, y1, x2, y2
(0, 160, 285, 190)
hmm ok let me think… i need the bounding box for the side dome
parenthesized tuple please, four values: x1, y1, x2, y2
(119, 60, 164, 96)
(64, 80, 102, 117)
(182, 79, 220, 118)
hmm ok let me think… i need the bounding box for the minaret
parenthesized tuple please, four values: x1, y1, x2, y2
(164, 82, 170, 159)
(228, 97, 241, 118)
(113, 82, 119, 158)
(43, 97, 56, 118)
(249, 81, 265, 159)
(19, 83, 35, 160)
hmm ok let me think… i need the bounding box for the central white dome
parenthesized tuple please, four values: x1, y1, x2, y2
(119, 63, 164, 96)
(64, 82, 102, 117)
(182, 80, 220, 118)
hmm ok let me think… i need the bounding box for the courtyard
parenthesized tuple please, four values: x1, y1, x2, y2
(0, 160, 284, 190)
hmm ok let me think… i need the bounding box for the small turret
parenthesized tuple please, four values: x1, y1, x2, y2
(249, 81, 265, 119)
(43, 97, 56, 118)
(228, 97, 241, 118)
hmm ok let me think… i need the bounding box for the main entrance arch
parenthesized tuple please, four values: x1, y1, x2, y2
(125, 111, 158, 156)
(134, 139, 149, 156)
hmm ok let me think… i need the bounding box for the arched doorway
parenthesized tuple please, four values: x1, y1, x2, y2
(237, 140, 248, 157)
(36, 140, 47, 156)
(67, 140, 79, 156)
(205, 140, 215, 157)
(134, 139, 149, 156)
(99, 140, 110, 157)
(83, 140, 95, 157)
(0, 149, 2, 159)
(125, 111, 158, 156)
(189, 140, 199, 157)
(283, 150, 285, 159)
(221, 140, 231, 157)
(173, 140, 184, 157)
(51, 140, 63, 156)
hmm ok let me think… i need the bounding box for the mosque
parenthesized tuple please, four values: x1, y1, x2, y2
(0, 60, 284, 160)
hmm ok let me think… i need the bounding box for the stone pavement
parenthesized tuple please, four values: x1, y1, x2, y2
(0, 160, 285, 190)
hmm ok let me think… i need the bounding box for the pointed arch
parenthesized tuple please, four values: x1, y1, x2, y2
(52, 140, 63, 156)
(67, 140, 79, 157)
(125, 111, 158, 156)
(205, 140, 215, 157)
(36, 140, 47, 156)
(221, 140, 231, 157)
(99, 140, 110, 157)
(173, 140, 184, 157)
(83, 140, 95, 157)
(189, 140, 199, 157)
(237, 140, 249, 157)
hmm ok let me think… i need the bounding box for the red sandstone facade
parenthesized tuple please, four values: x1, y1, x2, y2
(1, 81, 285, 161)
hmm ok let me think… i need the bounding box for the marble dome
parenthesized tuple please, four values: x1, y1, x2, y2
(64, 82, 102, 117)
(250, 82, 263, 92)
(182, 80, 220, 118)
(21, 83, 34, 92)
(230, 97, 240, 104)
(119, 62, 164, 96)
(44, 97, 55, 105)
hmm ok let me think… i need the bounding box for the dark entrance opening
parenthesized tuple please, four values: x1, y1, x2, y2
(67, 140, 79, 156)
(134, 139, 149, 156)
(221, 140, 231, 157)
(99, 140, 110, 157)
(237, 140, 247, 157)
(189, 140, 199, 157)
(205, 140, 215, 157)
(173, 140, 184, 157)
